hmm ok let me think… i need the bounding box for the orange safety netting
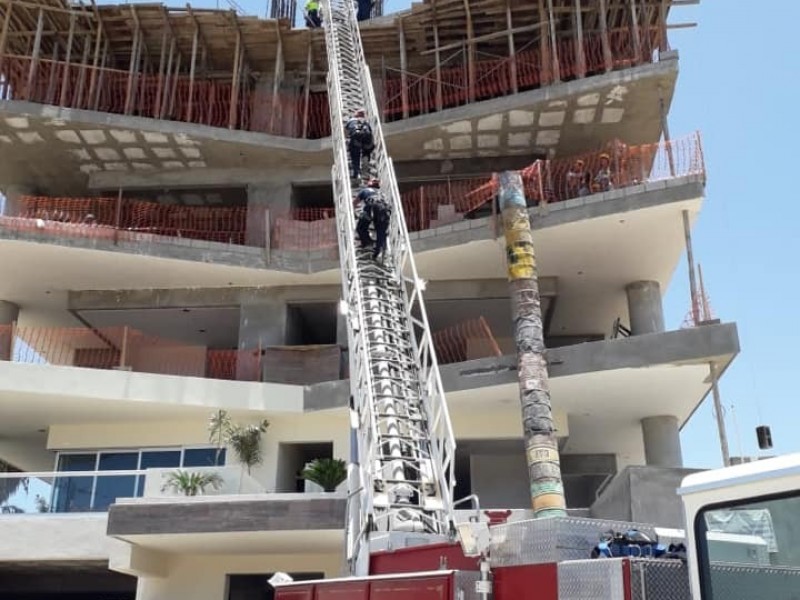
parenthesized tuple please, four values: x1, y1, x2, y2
(432, 317, 503, 365)
(4, 324, 262, 382)
(0, 25, 662, 138)
(12, 196, 249, 246)
(0, 135, 702, 252)
(381, 26, 661, 121)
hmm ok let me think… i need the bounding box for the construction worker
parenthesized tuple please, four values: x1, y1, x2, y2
(593, 152, 614, 193)
(566, 159, 589, 198)
(345, 109, 374, 180)
(356, 0, 374, 21)
(305, 0, 322, 28)
(355, 179, 391, 260)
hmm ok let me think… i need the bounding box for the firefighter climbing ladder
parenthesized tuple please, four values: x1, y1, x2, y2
(320, 0, 457, 576)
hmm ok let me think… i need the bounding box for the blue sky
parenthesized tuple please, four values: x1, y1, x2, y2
(69, 1, 800, 467)
(658, 1, 800, 467)
(364, 1, 800, 468)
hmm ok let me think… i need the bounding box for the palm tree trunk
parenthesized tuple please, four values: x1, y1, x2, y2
(497, 170, 567, 519)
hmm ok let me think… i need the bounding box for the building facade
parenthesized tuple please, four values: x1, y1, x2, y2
(0, 1, 734, 598)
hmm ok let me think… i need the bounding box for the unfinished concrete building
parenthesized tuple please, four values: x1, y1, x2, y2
(0, 0, 736, 598)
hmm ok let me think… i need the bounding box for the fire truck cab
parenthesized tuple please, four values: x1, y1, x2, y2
(679, 452, 800, 600)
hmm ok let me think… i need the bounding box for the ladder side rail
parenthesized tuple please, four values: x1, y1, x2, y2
(326, 0, 419, 532)
(351, 25, 457, 524)
(321, 0, 380, 554)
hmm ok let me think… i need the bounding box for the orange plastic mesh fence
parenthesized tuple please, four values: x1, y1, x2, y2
(3, 325, 262, 382)
(0, 136, 701, 252)
(0, 25, 664, 137)
(432, 317, 503, 365)
(9, 197, 249, 246)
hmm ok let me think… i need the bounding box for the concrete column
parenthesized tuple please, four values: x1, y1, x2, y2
(246, 182, 292, 248)
(625, 280, 665, 335)
(238, 301, 286, 350)
(2, 185, 34, 217)
(0, 300, 19, 361)
(238, 299, 287, 381)
(641, 415, 683, 468)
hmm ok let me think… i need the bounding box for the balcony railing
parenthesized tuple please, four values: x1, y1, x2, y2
(0, 134, 704, 256)
(0, 325, 353, 384)
(0, 466, 263, 514)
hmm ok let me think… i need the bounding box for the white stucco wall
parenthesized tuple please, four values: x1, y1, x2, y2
(256, 410, 350, 492)
(135, 552, 341, 600)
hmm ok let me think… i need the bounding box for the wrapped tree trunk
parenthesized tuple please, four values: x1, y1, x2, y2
(497, 170, 566, 518)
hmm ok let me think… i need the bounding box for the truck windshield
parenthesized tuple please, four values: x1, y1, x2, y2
(696, 491, 800, 599)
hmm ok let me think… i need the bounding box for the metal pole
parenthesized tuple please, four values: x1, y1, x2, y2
(681, 209, 700, 325)
(658, 87, 676, 176)
(498, 170, 566, 519)
(709, 361, 731, 467)
(60, 13, 76, 107)
(25, 9, 45, 100)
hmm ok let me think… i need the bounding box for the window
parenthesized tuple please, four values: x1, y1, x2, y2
(52, 446, 226, 511)
(696, 491, 800, 599)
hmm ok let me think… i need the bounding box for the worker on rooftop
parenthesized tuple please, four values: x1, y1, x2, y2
(345, 109, 374, 181)
(356, 178, 391, 261)
(305, 0, 322, 28)
(356, 0, 374, 21)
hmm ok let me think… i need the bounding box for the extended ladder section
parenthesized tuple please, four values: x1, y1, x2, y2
(320, 0, 457, 575)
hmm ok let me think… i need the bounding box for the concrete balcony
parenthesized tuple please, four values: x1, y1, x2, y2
(0, 175, 706, 340)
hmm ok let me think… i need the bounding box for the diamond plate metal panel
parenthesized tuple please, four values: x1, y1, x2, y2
(708, 564, 800, 600)
(454, 570, 481, 600)
(490, 517, 659, 566)
(629, 559, 691, 600)
(558, 559, 626, 600)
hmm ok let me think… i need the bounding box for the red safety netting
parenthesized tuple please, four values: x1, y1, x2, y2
(381, 26, 659, 121)
(400, 177, 493, 232)
(9, 196, 249, 246)
(0, 25, 663, 137)
(271, 211, 338, 252)
(5, 324, 262, 382)
(432, 317, 503, 365)
(0, 135, 702, 253)
(397, 132, 705, 218)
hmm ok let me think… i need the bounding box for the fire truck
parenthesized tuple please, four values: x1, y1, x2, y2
(274, 2, 800, 599)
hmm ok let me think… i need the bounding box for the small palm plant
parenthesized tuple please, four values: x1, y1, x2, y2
(161, 470, 224, 497)
(302, 458, 348, 493)
(0, 459, 27, 508)
(208, 410, 270, 476)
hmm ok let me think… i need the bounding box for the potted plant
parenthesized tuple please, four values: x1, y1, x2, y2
(208, 410, 270, 489)
(302, 458, 347, 493)
(161, 470, 224, 497)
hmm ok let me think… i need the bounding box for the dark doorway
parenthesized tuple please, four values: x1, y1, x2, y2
(0, 563, 136, 600)
(275, 442, 334, 493)
(227, 572, 325, 600)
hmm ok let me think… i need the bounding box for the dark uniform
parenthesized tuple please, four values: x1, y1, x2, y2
(345, 115, 374, 180)
(357, 0, 373, 21)
(356, 185, 391, 260)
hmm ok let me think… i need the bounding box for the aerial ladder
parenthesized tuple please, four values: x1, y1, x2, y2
(319, 0, 458, 576)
